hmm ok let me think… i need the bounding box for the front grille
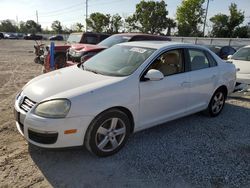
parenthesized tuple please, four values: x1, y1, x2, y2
(20, 97, 36, 112)
(28, 129, 58, 144)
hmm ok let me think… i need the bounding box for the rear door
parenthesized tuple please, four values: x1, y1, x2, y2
(185, 48, 219, 112)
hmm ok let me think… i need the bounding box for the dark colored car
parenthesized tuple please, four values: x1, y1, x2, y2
(0, 32, 4, 39)
(49, 35, 64, 41)
(67, 33, 171, 64)
(43, 32, 111, 72)
(218, 46, 236, 60)
(24, 34, 43, 40)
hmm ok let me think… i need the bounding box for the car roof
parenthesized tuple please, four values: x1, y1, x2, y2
(118, 41, 208, 50)
(113, 33, 169, 38)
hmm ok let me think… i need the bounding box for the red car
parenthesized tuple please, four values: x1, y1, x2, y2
(44, 33, 171, 72)
(67, 33, 171, 64)
(43, 32, 110, 72)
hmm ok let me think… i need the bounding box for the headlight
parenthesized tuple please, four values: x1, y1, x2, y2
(33, 99, 71, 118)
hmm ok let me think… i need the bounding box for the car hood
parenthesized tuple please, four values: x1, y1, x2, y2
(71, 43, 107, 52)
(231, 59, 250, 74)
(22, 65, 124, 102)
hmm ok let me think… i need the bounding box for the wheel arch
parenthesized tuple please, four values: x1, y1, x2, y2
(92, 106, 135, 134)
(215, 85, 228, 98)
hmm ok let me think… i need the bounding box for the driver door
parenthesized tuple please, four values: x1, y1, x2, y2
(138, 49, 189, 129)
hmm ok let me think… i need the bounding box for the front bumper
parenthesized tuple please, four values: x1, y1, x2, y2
(14, 100, 94, 148)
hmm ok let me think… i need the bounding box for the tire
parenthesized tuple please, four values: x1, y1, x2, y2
(205, 89, 226, 117)
(85, 109, 131, 157)
(55, 54, 66, 69)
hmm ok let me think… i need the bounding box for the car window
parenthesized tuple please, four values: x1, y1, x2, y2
(85, 36, 98, 44)
(232, 47, 250, 61)
(149, 49, 184, 76)
(206, 51, 217, 67)
(188, 49, 210, 71)
(100, 35, 110, 41)
(84, 45, 156, 76)
(67, 33, 82, 43)
(98, 35, 132, 48)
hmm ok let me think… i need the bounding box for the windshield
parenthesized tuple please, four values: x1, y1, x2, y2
(83, 45, 155, 76)
(98, 35, 132, 48)
(232, 47, 250, 61)
(67, 33, 82, 43)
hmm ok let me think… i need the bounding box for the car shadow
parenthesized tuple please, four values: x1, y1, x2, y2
(29, 101, 250, 188)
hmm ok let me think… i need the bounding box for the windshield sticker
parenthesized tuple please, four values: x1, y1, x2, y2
(129, 47, 147, 53)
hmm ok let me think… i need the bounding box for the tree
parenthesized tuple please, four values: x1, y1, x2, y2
(176, 0, 205, 36)
(125, 0, 169, 34)
(51, 20, 63, 34)
(166, 18, 176, 36)
(210, 3, 245, 38)
(227, 3, 245, 37)
(76, 23, 84, 32)
(0, 19, 18, 32)
(210, 14, 229, 37)
(86, 12, 110, 33)
(233, 26, 249, 38)
(108, 14, 123, 34)
(24, 20, 42, 34)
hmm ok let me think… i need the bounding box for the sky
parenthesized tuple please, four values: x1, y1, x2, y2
(0, 0, 250, 31)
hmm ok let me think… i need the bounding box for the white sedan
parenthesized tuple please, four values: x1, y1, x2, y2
(228, 45, 250, 85)
(14, 41, 236, 157)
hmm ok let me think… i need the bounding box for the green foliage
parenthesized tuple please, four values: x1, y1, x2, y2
(233, 26, 249, 38)
(51, 20, 63, 34)
(24, 20, 42, 34)
(125, 0, 169, 34)
(210, 14, 229, 37)
(108, 14, 123, 34)
(86, 12, 110, 33)
(176, 0, 205, 36)
(210, 3, 247, 38)
(76, 23, 84, 32)
(0, 19, 18, 32)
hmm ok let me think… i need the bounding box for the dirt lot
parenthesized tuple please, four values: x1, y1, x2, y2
(0, 40, 250, 188)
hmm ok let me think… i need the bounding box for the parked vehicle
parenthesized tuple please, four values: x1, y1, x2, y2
(218, 46, 236, 60)
(0, 32, 4, 39)
(49, 35, 64, 41)
(67, 33, 171, 64)
(24, 34, 43, 40)
(4, 33, 18, 39)
(228, 45, 250, 84)
(43, 32, 110, 72)
(14, 41, 236, 156)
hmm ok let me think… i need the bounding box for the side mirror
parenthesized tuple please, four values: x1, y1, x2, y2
(144, 69, 164, 81)
(227, 55, 233, 60)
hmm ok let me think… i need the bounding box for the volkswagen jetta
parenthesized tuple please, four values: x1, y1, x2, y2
(14, 41, 236, 156)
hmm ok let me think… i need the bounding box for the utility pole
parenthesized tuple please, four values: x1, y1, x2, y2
(86, 0, 88, 31)
(203, 0, 210, 37)
(36, 10, 38, 24)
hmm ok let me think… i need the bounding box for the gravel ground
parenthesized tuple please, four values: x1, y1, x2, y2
(0, 40, 250, 188)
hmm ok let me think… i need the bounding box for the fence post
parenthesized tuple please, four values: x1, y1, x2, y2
(50, 42, 55, 70)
